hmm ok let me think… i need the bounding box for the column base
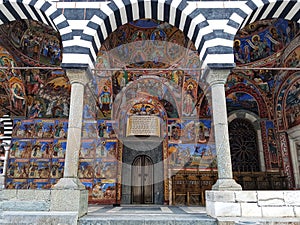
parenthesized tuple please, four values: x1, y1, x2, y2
(53, 177, 86, 190)
(0, 175, 5, 189)
(50, 188, 88, 217)
(212, 178, 242, 191)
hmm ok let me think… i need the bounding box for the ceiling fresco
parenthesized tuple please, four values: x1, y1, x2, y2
(92, 19, 208, 121)
(229, 18, 300, 127)
(0, 20, 69, 118)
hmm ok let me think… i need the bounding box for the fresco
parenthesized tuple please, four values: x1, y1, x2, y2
(168, 143, 216, 170)
(0, 20, 70, 118)
(6, 119, 67, 189)
(2, 20, 62, 66)
(226, 92, 259, 115)
(234, 19, 299, 64)
(285, 78, 300, 128)
(78, 137, 120, 204)
(227, 18, 300, 174)
(0, 46, 24, 116)
(266, 121, 279, 169)
(4, 16, 300, 201)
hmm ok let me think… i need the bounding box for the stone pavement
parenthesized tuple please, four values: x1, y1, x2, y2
(79, 205, 217, 225)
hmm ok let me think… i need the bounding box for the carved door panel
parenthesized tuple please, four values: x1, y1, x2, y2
(132, 155, 153, 204)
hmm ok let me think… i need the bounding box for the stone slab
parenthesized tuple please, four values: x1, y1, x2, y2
(2, 211, 78, 225)
(2, 201, 50, 211)
(235, 191, 257, 202)
(262, 206, 294, 217)
(257, 191, 284, 206)
(50, 189, 88, 217)
(240, 203, 262, 217)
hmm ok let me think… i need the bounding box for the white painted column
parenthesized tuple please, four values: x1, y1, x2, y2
(207, 69, 242, 191)
(54, 69, 89, 190)
(0, 141, 10, 189)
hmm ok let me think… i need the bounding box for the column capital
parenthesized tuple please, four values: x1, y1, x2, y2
(66, 69, 90, 85)
(205, 69, 232, 86)
(287, 125, 300, 142)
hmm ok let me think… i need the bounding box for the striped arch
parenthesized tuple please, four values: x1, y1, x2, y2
(0, 115, 13, 145)
(0, 0, 72, 55)
(79, 0, 214, 70)
(238, 0, 300, 29)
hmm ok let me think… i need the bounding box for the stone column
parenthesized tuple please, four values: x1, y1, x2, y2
(54, 69, 89, 190)
(207, 69, 242, 191)
(0, 141, 10, 189)
(287, 125, 300, 188)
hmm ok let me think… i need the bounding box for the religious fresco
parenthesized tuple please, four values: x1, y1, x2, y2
(168, 143, 216, 170)
(226, 92, 259, 115)
(6, 118, 67, 189)
(91, 18, 215, 189)
(266, 121, 279, 169)
(285, 78, 300, 128)
(0, 47, 25, 116)
(1, 20, 61, 66)
(234, 18, 299, 64)
(0, 20, 70, 119)
(4, 15, 300, 202)
(229, 17, 300, 175)
(78, 136, 120, 204)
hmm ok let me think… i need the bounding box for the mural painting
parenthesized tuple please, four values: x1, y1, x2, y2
(285, 79, 300, 128)
(3, 15, 300, 203)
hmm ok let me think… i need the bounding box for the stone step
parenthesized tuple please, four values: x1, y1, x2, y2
(1, 200, 50, 211)
(79, 215, 217, 225)
(2, 211, 78, 225)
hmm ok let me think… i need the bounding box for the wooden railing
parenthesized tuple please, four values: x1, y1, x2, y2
(171, 171, 288, 206)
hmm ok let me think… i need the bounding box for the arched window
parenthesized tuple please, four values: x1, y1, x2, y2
(229, 118, 260, 172)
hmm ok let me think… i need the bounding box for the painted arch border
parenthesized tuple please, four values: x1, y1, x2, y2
(80, 0, 211, 70)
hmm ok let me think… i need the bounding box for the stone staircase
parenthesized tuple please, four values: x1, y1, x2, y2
(78, 206, 217, 225)
(0, 189, 78, 225)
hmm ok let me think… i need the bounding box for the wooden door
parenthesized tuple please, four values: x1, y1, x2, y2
(132, 155, 153, 204)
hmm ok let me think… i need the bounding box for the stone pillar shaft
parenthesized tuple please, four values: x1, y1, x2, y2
(54, 69, 89, 190)
(211, 81, 233, 179)
(63, 82, 85, 178)
(207, 69, 242, 191)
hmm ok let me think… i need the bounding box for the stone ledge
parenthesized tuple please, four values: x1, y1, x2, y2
(1, 201, 50, 211)
(262, 206, 295, 217)
(206, 190, 300, 219)
(1, 188, 88, 218)
(217, 217, 300, 225)
(2, 211, 78, 225)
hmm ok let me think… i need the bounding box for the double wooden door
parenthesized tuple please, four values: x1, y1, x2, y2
(132, 155, 154, 204)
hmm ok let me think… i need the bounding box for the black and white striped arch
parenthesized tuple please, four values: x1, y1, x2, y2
(0, 115, 13, 145)
(81, 0, 219, 69)
(239, 0, 300, 30)
(81, 0, 300, 70)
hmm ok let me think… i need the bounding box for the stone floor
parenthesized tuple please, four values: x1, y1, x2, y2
(79, 205, 217, 225)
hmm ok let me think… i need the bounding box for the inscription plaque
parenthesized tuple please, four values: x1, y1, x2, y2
(126, 116, 160, 137)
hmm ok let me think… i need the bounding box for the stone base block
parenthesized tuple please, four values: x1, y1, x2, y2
(50, 189, 88, 217)
(2, 211, 78, 225)
(2, 200, 50, 211)
(206, 190, 300, 221)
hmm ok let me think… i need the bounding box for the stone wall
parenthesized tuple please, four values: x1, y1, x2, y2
(0, 189, 88, 225)
(206, 190, 300, 224)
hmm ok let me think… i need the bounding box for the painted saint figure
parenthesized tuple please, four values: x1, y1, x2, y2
(98, 86, 111, 117)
